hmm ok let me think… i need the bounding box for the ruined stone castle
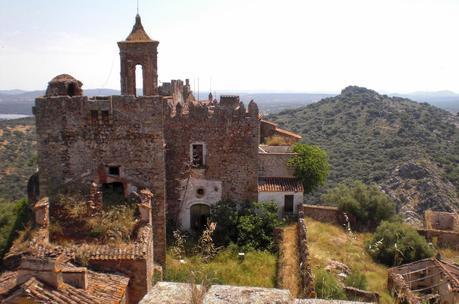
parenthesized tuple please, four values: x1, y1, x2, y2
(31, 12, 302, 264)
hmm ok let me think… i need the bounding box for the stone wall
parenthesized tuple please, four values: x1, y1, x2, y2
(417, 228, 459, 250)
(302, 204, 341, 225)
(297, 204, 315, 298)
(424, 210, 458, 231)
(164, 99, 260, 222)
(258, 153, 296, 177)
(34, 94, 167, 265)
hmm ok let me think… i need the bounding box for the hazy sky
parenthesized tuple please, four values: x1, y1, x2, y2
(1, 0, 458, 93)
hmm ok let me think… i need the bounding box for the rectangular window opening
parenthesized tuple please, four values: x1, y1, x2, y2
(101, 110, 110, 125)
(191, 144, 204, 168)
(284, 195, 294, 213)
(90, 110, 98, 125)
(108, 166, 120, 176)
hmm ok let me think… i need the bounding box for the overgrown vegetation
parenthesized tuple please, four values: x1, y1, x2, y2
(322, 181, 396, 230)
(209, 200, 281, 252)
(0, 117, 36, 201)
(0, 199, 31, 263)
(268, 87, 459, 195)
(288, 143, 330, 193)
(50, 194, 137, 244)
(165, 245, 277, 288)
(367, 221, 434, 266)
(314, 269, 346, 300)
(305, 217, 393, 303)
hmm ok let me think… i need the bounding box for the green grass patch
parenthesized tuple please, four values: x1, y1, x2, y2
(165, 246, 277, 288)
(305, 217, 393, 304)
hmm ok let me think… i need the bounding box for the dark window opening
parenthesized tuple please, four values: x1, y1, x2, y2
(67, 83, 75, 97)
(101, 110, 110, 125)
(102, 182, 125, 205)
(90, 110, 98, 125)
(284, 195, 294, 213)
(192, 144, 204, 167)
(190, 204, 210, 232)
(108, 166, 120, 176)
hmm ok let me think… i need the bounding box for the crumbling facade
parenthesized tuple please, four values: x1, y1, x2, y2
(31, 14, 302, 281)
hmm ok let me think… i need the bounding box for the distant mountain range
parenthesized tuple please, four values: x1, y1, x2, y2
(0, 89, 458, 115)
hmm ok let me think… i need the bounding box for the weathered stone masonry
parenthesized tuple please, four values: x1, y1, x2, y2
(34, 92, 167, 265)
(164, 98, 260, 222)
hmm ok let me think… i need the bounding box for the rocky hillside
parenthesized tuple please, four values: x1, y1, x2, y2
(268, 86, 459, 219)
(0, 117, 36, 201)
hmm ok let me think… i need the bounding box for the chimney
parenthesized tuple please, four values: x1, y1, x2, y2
(17, 253, 64, 289)
(62, 267, 89, 289)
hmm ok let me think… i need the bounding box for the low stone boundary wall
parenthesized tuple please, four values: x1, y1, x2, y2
(302, 204, 357, 229)
(417, 228, 459, 250)
(297, 205, 315, 298)
(344, 286, 380, 303)
(302, 204, 340, 224)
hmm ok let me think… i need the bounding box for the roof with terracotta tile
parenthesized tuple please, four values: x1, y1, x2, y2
(122, 14, 156, 43)
(258, 177, 304, 193)
(0, 266, 129, 303)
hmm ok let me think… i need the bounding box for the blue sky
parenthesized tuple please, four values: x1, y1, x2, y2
(1, 0, 459, 93)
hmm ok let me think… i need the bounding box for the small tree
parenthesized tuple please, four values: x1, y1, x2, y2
(322, 181, 395, 230)
(288, 143, 330, 193)
(367, 221, 434, 266)
(237, 201, 281, 252)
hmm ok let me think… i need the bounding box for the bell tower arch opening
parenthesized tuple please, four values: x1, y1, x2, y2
(135, 64, 144, 96)
(118, 14, 159, 96)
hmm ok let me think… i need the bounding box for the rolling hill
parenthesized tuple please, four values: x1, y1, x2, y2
(268, 86, 459, 222)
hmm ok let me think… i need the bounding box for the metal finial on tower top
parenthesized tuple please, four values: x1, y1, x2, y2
(137, 0, 139, 15)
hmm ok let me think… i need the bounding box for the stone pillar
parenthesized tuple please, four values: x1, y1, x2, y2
(34, 197, 49, 228)
(138, 189, 153, 225)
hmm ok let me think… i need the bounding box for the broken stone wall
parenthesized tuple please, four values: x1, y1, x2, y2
(297, 204, 315, 298)
(302, 204, 341, 225)
(424, 210, 458, 231)
(34, 95, 167, 265)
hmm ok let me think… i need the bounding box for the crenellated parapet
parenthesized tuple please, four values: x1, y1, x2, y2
(167, 95, 259, 121)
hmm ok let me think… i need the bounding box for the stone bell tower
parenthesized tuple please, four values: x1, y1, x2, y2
(118, 14, 159, 96)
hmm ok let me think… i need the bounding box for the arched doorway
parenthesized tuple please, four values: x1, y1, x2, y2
(190, 204, 210, 232)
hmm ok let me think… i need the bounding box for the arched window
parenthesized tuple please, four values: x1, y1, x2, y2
(190, 204, 210, 232)
(135, 64, 143, 96)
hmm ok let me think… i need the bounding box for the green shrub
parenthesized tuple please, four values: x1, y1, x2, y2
(344, 271, 368, 290)
(314, 269, 346, 300)
(237, 201, 281, 252)
(288, 143, 330, 193)
(322, 181, 395, 230)
(0, 199, 31, 261)
(367, 221, 434, 266)
(209, 200, 281, 252)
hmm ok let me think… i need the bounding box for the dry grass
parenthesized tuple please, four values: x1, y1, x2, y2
(278, 225, 300, 297)
(7, 125, 32, 133)
(438, 248, 459, 264)
(265, 135, 290, 146)
(305, 217, 393, 304)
